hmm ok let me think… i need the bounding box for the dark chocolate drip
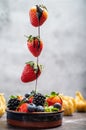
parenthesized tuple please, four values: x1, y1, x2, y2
(33, 37, 40, 50)
(33, 37, 36, 48)
(36, 5, 43, 21)
(38, 40, 40, 49)
(37, 25, 40, 49)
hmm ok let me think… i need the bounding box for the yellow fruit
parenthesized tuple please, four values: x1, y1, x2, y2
(0, 93, 6, 117)
(70, 97, 77, 112)
(75, 91, 86, 112)
(63, 100, 73, 116)
(60, 94, 76, 116)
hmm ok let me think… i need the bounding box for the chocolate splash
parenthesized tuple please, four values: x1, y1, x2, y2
(36, 5, 43, 21)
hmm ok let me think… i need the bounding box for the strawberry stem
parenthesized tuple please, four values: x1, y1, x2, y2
(34, 6, 41, 93)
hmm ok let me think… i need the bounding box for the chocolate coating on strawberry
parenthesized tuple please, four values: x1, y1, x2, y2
(27, 35, 43, 57)
(36, 5, 43, 21)
(29, 5, 48, 27)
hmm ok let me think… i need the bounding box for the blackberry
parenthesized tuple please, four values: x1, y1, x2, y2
(7, 98, 20, 110)
(33, 93, 45, 106)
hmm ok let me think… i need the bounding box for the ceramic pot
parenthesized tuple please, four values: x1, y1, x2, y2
(6, 109, 64, 128)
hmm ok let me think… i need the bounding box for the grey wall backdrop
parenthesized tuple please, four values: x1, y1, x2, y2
(0, 0, 86, 100)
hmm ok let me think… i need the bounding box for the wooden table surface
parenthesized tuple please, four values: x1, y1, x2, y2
(0, 112, 86, 130)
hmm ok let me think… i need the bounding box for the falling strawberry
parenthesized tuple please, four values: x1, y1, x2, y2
(27, 35, 43, 57)
(21, 61, 43, 83)
(29, 5, 48, 27)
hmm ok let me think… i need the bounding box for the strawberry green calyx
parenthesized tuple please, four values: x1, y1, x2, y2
(27, 35, 33, 42)
(24, 35, 33, 42)
(26, 35, 40, 42)
(45, 92, 59, 98)
(25, 61, 34, 66)
(25, 61, 43, 73)
(50, 92, 59, 97)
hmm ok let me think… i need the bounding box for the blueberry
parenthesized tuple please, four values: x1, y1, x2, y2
(53, 103, 62, 110)
(36, 105, 44, 112)
(25, 93, 30, 98)
(28, 103, 36, 112)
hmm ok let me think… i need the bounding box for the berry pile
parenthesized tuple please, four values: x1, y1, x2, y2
(7, 91, 62, 113)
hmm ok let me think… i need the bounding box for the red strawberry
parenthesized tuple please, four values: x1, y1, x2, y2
(17, 103, 28, 112)
(46, 96, 62, 106)
(29, 5, 48, 27)
(27, 35, 43, 57)
(21, 61, 43, 83)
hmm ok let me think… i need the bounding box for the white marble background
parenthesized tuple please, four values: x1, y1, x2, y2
(0, 0, 86, 100)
